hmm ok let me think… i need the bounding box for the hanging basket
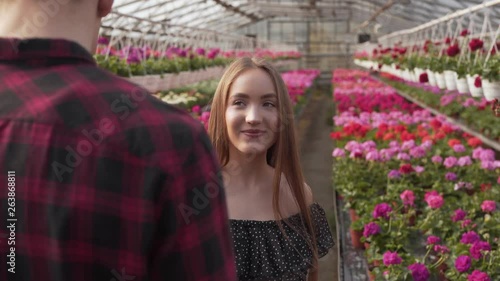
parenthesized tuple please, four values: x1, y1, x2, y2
(482, 79, 500, 101)
(456, 77, 470, 94)
(444, 70, 458, 91)
(427, 70, 437, 87)
(435, 72, 447, 89)
(466, 74, 483, 97)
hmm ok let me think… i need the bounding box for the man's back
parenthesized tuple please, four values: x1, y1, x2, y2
(0, 38, 236, 281)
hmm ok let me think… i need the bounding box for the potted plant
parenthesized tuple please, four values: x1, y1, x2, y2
(480, 57, 500, 101)
(455, 62, 470, 94)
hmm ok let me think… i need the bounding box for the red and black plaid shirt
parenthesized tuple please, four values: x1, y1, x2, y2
(0, 38, 236, 281)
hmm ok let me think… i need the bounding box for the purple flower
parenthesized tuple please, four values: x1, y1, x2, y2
(427, 236, 441, 245)
(397, 152, 411, 161)
(97, 36, 109, 45)
(455, 255, 471, 273)
(332, 148, 345, 158)
(452, 209, 467, 222)
(388, 170, 401, 179)
(460, 231, 480, 244)
(410, 147, 426, 158)
(363, 222, 381, 237)
(383, 251, 402, 266)
(414, 166, 425, 174)
(457, 156, 473, 166)
(408, 263, 430, 281)
(453, 144, 466, 153)
(432, 155, 443, 163)
(372, 203, 392, 220)
(481, 161, 495, 170)
(470, 241, 491, 259)
(468, 270, 491, 281)
(481, 200, 496, 213)
(444, 156, 458, 168)
(445, 172, 457, 181)
(195, 48, 206, 56)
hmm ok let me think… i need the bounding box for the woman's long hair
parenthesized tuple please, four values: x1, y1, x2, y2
(208, 57, 318, 280)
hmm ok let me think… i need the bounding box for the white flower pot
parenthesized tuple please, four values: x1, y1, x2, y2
(466, 74, 483, 97)
(456, 77, 470, 94)
(435, 72, 446, 89)
(427, 70, 437, 86)
(444, 71, 457, 91)
(482, 80, 500, 101)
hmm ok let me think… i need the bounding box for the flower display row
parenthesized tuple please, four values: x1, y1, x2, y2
(379, 72, 500, 141)
(332, 69, 499, 281)
(354, 34, 500, 101)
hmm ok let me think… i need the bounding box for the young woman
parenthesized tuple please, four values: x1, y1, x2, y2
(208, 57, 334, 281)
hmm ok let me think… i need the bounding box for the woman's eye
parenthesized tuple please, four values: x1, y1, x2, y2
(264, 101, 276, 107)
(233, 100, 245, 106)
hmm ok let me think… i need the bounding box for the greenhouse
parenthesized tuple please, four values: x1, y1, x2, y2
(0, 0, 499, 281)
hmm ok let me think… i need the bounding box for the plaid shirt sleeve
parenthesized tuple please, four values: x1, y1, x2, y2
(148, 121, 236, 281)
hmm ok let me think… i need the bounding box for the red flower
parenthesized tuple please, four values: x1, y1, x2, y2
(447, 139, 461, 148)
(480, 183, 492, 192)
(330, 132, 343, 140)
(440, 125, 454, 134)
(446, 44, 460, 57)
(445, 37, 452, 44)
(467, 137, 482, 148)
(383, 133, 395, 140)
(419, 73, 429, 83)
(468, 38, 484, 52)
(399, 164, 414, 174)
(474, 76, 482, 88)
(435, 132, 446, 140)
(430, 119, 442, 130)
(460, 29, 470, 37)
(400, 131, 415, 141)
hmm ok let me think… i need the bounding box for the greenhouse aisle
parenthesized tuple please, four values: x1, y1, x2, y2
(297, 87, 339, 281)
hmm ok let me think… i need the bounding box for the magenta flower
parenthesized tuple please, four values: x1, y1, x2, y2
(388, 170, 401, 179)
(425, 191, 444, 209)
(468, 270, 490, 281)
(363, 222, 381, 237)
(191, 105, 201, 113)
(332, 148, 345, 158)
(444, 156, 458, 168)
(427, 236, 441, 245)
(461, 219, 473, 229)
(365, 150, 381, 161)
(397, 152, 411, 161)
(445, 172, 457, 181)
(383, 251, 402, 266)
(408, 263, 430, 281)
(470, 241, 491, 259)
(410, 147, 426, 158)
(455, 255, 471, 273)
(349, 149, 363, 159)
(452, 209, 467, 222)
(372, 203, 392, 219)
(481, 200, 496, 213)
(460, 231, 480, 244)
(453, 144, 466, 153)
(434, 245, 449, 254)
(400, 190, 415, 206)
(432, 155, 443, 163)
(402, 139, 416, 150)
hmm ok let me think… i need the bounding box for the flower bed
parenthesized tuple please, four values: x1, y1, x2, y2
(332, 69, 499, 281)
(378, 73, 500, 142)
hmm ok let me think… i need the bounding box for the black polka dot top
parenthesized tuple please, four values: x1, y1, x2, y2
(229, 203, 334, 281)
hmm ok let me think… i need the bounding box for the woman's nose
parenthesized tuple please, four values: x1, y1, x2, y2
(245, 105, 262, 124)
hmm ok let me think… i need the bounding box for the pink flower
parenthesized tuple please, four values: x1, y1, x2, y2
(445, 172, 457, 181)
(363, 222, 381, 237)
(468, 270, 490, 281)
(191, 105, 201, 113)
(457, 156, 472, 166)
(400, 190, 415, 206)
(200, 111, 210, 123)
(470, 241, 491, 259)
(461, 219, 473, 229)
(460, 231, 480, 244)
(444, 156, 458, 168)
(453, 144, 466, 153)
(414, 166, 425, 174)
(481, 200, 496, 213)
(425, 192, 444, 209)
(427, 236, 441, 245)
(434, 245, 449, 254)
(332, 148, 345, 158)
(365, 150, 381, 161)
(452, 209, 467, 222)
(383, 251, 402, 266)
(373, 203, 392, 220)
(455, 255, 471, 273)
(408, 263, 430, 281)
(432, 155, 443, 163)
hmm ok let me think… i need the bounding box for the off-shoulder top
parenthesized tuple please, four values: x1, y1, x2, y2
(229, 203, 334, 281)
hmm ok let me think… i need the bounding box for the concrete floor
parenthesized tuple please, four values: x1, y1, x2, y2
(296, 89, 339, 281)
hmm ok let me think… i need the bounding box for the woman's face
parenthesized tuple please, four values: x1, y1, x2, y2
(226, 68, 279, 157)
